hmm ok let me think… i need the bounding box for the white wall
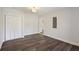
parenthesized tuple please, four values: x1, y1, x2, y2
(23, 13, 38, 36)
(70, 8, 79, 45)
(39, 8, 79, 46)
(0, 8, 4, 48)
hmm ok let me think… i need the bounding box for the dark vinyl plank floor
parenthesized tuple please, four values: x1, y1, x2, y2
(1, 33, 79, 51)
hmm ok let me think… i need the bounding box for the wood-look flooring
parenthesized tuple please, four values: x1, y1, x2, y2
(1, 34, 79, 51)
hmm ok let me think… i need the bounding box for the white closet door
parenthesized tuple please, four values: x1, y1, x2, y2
(6, 15, 23, 41)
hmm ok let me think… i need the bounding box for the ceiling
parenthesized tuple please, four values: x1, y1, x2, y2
(14, 7, 64, 16)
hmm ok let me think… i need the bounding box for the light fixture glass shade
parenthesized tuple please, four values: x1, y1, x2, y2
(28, 7, 40, 13)
(32, 9, 37, 12)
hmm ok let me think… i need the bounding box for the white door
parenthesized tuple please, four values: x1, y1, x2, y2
(5, 15, 23, 41)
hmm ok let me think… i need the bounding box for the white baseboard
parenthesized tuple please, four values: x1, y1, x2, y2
(24, 32, 40, 36)
(43, 34, 79, 46)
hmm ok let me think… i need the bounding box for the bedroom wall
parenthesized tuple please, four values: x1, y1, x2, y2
(39, 8, 79, 46)
(0, 8, 4, 48)
(70, 8, 79, 45)
(23, 13, 39, 36)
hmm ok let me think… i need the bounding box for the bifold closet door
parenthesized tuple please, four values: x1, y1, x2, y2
(5, 15, 23, 41)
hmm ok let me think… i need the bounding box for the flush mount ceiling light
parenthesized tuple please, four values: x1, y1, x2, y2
(28, 7, 40, 13)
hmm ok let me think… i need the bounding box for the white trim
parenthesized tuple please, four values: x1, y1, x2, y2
(24, 32, 40, 36)
(43, 34, 79, 46)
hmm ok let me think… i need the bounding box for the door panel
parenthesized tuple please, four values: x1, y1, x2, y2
(6, 15, 23, 41)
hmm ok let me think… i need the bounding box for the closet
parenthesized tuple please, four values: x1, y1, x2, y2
(3, 8, 24, 41)
(5, 15, 23, 41)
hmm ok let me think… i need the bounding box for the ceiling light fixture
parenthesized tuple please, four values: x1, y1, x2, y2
(28, 7, 40, 13)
